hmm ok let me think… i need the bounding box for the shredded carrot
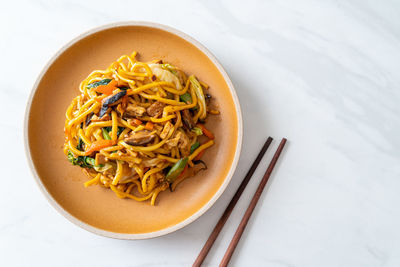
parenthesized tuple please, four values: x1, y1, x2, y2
(132, 118, 142, 125)
(85, 140, 114, 155)
(194, 149, 206, 161)
(145, 121, 154, 130)
(121, 95, 128, 108)
(95, 80, 118, 95)
(197, 123, 215, 140)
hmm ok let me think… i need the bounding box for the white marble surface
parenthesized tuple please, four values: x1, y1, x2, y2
(1, 0, 400, 266)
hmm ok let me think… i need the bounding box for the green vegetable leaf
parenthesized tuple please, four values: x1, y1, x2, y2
(160, 64, 177, 75)
(117, 126, 125, 136)
(189, 76, 206, 120)
(76, 138, 84, 151)
(190, 142, 200, 154)
(85, 157, 96, 166)
(102, 128, 111, 140)
(67, 151, 79, 165)
(67, 150, 98, 169)
(103, 127, 125, 139)
(191, 127, 203, 136)
(180, 93, 192, 104)
(165, 157, 188, 183)
(86, 79, 112, 89)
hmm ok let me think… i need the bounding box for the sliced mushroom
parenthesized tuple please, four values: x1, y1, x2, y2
(123, 104, 146, 118)
(181, 109, 194, 130)
(146, 101, 165, 118)
(124, 130, 155, 146)
(99, 90, 127, 117)
(191, 160, 207, 174)
(85, 112, 94, 126)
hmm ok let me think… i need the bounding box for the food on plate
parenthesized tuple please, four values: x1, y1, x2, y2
(63, 51, 218, 205)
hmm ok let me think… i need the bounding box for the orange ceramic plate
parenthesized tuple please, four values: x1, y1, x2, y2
(24, 22, 242, 239)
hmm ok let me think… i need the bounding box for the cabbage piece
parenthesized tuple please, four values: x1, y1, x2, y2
(148, 64, 182, 90)
(94, 162, 114, 172)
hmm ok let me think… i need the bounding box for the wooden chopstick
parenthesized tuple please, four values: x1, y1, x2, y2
(193, 137, 273, 267)
(219, 138, 287, 267)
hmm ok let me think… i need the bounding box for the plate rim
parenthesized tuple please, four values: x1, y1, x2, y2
(24, 21, 243, 239)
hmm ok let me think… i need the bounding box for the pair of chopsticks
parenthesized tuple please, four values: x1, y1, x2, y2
(193, 137, 287, 267)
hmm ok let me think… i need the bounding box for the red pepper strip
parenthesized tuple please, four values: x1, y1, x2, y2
(194, 149, 206, 161)
(196, 123, 215, 140)
(177, 165, 188, 180)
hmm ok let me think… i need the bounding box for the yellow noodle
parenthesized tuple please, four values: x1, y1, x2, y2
(151, 184, 168, 206)
(112, 160, 124, 185)
(199, 81, 209, 89)
(140, 115, 176, 123)
(117, 117, 136, 131)
(110, 185, 154, 202)
(126, 81, 174, 95)
(164, 85, 198, 114)
(132, 180, 145, 195)
(157, 154, 179, 163)
(64, 53, 216, 205)
(119, 139, 168, 152)
(68, 140, 87, 156)
(132, 62, 153, 76)
(139, 93, 185, 105)
(119, 128, 131, 140)
(126, 183, 135, 194)
(67, 101, 100, 129)
(66, 97, 78, 120)
(100, 145, 123, 152)
(147, 174, 158, 192)
(78, 129, 92, 146)
(93, 128, 103, 141)
(85, 121, 112, 135)
(154, 148, 170, 154)
(84, 173, 101, 187)
(111, 111, 118, 141)
(142, 163, 169, 193)
(189, 140, 214, 161)
(123, 71, 148, 77)
(113, 70, 136, 86)
(161, 85, 188, 95)
(134, 166, 144, 179)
